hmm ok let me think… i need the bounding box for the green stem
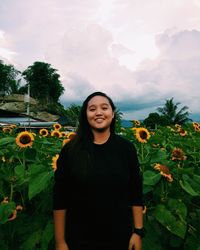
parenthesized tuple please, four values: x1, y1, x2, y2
(140, 143, 144, 172)
(10, 183, 13, 201)
(141, 143, 144, 160)
(23, 150, 26, 168)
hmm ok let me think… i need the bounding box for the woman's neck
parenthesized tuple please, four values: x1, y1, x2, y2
(93, 130, 111, 144)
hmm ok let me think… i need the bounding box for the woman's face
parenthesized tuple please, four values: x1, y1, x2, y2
(86, 95, 114, 132)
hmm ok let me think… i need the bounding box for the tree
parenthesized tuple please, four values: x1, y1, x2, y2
(143, 112, 169, 129)
(22, 61, 64, 104)
(65, 104, 81, 127)
(0, 60, 20, 95)
(157, 97, 191, 125)
(115, 108, 123, 133)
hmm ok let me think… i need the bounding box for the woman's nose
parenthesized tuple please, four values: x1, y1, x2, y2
(96, 108, 103, 115)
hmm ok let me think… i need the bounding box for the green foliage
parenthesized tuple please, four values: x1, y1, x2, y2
(64, 104, 81, 126)
(0, 60, 21, 95)
(157, 97, 191, 125)
(22, 61, 64, 104)
(144, 98, 192, 128)
(0, 121, 200, 249)
(0, 127, 63, 249)
(122, 123, 200, 249)
(143, 112, 169, 128)
(115, 108, 123, 133)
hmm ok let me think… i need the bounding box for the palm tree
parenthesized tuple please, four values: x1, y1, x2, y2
(115, 108, 123, 132)
(157, 97, 191, 125)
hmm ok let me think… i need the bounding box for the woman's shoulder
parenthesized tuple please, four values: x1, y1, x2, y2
(59, 138, 74, 156)
(112, 134, 134, 149)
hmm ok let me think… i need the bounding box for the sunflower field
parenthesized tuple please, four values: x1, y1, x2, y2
(0, 122, 200, 250)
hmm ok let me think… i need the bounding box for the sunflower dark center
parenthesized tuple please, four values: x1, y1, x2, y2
(54, 132, 60, 137)
(140, 131, 147, 139)
(20, 135, 31, 144)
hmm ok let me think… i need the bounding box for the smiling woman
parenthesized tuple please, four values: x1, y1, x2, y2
(53, 91, 144, 250)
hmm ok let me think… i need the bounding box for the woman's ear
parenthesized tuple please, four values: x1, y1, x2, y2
(112, 112, 115, 119)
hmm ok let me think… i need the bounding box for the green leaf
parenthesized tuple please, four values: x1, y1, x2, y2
(41, 221, 54, 250)
(24, 148, 37, 161)
(28, 164, 45, 175)
(15, 165, 25, 180)
(179, 174, 200, 196)
(20, 230, 42, 250)
(0, 137, 15, 147)
(155, 204, 187, 239)
(28, 171, 53, 200)
(143, 170, 161, 186)
(150, 149, 168, 163)
(168, 198, 187, 220)
(0, 202, 16, 224)
(143, 185, 154, 194)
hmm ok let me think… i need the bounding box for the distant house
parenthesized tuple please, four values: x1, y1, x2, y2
(55, 116, 70, 126)
(0, 109, 57, 130)
(0, 94, 71, 130)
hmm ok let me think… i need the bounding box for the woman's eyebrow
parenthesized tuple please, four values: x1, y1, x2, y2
(88, 103, 109, 108)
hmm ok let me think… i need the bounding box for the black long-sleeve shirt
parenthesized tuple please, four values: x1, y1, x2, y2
(53, 134, 143, 249)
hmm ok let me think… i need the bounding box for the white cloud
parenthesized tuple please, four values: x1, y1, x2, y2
(0, 0, 200, 121)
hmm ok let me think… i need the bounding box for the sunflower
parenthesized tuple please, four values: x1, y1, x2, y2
(62, 138, 70, 147)
(194, 126, 200, 132)
(143, 206, 147, 214)
(1, 156, 6, 162)
(51, 130, 61, 138)
(1, 197, 9, 204)
(135, 127, 150, 143)
(8, 210, 17, 221)
(192, 122, 199, 128)
(131, 127, 137, 131)
(172, 148, 187, 161)
(154, 163, 173, 182)
(7, 205, 23, 222)
(10, 124, 17, 129)
(61, 131, 68, 137)
(175, 124, 181, 128)
(39, 128, 49, 137)
(52, 154, 59, 171)
(2, 127, 12, 133)
(67, 132, 76, 139)
(53, 123, 62, 130)
(132, 120, 141, 126)
(16, 205, 23, 211)
(192, 122, 200, 131)
(179, 128, 187, 137)
(16, 131, 34, 148)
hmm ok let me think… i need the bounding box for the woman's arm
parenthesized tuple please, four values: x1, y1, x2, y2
(128, 206, 143, 250)
(132, 205, 143, 228)
(54, 209, 69, 250)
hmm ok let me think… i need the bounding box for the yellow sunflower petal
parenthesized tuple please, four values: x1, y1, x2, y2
(51, 154, 59, 171)
(39, 128, 49, 137)
(16, 131, 34, 148)
(135, 127, 150, 143)
(53, 123, 62, 130)
(51, 130, 61, 138)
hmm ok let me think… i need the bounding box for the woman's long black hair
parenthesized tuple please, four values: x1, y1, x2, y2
(68, 91, 116, 176)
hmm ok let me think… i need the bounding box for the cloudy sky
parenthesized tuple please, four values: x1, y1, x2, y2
(0, 0, 200, 121)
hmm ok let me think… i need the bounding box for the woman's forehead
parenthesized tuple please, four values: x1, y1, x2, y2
(87, 95, 110, 106)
